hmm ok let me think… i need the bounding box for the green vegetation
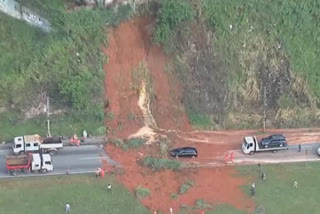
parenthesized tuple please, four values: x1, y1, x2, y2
(159, 139, 169, 158)
(135, 185, 151, 199)
(153, 0, 320, 129)
(188, 112, 215, 130)
(109, 138, 146, 150)
(237, 162, 320, 214)
(179, 180, 194, 194)
(154, 0, 194, 48)
(0, 175, 149, 214)
(0, 111, 104, 141)
(142, 157, 182, 171)
(0, 0, 133, 140)
(126, 138, 146, 148)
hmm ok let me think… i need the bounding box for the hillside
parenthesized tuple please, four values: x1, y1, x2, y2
(152, 0, 320, 129)
(1, 0, 320, 141)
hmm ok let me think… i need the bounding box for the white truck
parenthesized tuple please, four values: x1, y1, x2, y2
(13, 135, 63, 155)
(242, 134, 288, 155)
(6, 153, 53, 176)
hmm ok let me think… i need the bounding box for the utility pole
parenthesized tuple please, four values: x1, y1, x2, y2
(46, 96, 51, 137)
(263, 86, 267, 132)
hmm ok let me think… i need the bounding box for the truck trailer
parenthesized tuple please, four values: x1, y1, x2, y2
(13, 135, 63, 155)
(242, 134, 288, 155)
(6, 153, 53, 176)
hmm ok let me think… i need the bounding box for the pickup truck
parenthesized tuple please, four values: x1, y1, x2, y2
(13, 135, 63, 155)
(242, 134, 288, 155)
(6, 153, 53, 176)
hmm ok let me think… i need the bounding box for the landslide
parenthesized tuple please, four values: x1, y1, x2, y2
(153, 0, 320, 130)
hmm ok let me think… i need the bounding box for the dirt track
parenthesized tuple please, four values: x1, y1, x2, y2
(102, 16, 320, 213)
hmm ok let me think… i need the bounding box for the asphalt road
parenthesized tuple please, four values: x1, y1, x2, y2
(193, 143, 320, 167)
(0, 145, 119, 178)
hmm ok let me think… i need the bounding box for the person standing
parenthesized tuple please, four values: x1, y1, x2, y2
(107, 184, 112, 192)
(82, 130, 87, 141)
(230, 152, 234, 164)
(251, 183, 256, 196)
(95, 168, 101, 178)
(293, 180, 298, 189)
(65, 202, 71, 213)
(298, 144, 301, 152)
(169, 207, 173, 214)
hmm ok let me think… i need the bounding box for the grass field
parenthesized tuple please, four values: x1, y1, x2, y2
(0, 175, 149, 214)
(1, 162, 319, 214)
(238, 162, 320, 214)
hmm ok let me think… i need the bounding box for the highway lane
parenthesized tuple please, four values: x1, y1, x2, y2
(189, 142, 320, 168)
(0, 145, 119, 178)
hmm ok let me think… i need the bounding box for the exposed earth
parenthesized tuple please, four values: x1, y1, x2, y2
(103, 16, 320, 213)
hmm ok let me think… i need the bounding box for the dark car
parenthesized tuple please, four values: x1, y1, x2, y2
(170, 147, 198, 158)
(260, 134, 287, 148)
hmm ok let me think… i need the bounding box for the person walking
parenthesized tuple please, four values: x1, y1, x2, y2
(298, 144, 301, 152)
(65, 202, 71, 213)
(293, 180, 298, 189)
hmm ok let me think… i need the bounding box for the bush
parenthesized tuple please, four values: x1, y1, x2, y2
(110, 138, 129, 150)
(159, 139, 169, 158)
(179, 180, 194, 194)
(142, 157, 182, 171)
(135, 186, 151, 199)
(154, 0, 194, 45)
(194, 199, 212, 210)
(127, 138, 146, 148)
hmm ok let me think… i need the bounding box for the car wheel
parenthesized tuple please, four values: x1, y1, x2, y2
(41, 169, 48, 174)
(18, 151, 25, 155)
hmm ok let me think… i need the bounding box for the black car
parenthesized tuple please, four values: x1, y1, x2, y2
(170, 147, 198, 158)
(260, 134, 287, 148)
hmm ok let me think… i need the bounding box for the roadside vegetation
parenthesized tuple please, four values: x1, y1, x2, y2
(142, 156, 182, 171)
(109, 137, 146, 150)
(153, 0, 320, 129)
(0, 175, 149, 214)
(0, 0, 133, 141)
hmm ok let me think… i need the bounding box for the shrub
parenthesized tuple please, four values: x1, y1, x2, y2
(194, 199, 212, 210)
(154, 0, 194, 45)
(127, 138, 146, 148)
(159, 139, 169, 158)
(110, 138, 129, 150)
(142, 157, 182, 171)
(135, 185, 151, 199)
(179, 180, 194, 194)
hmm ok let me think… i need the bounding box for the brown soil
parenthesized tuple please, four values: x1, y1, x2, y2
(102, 15, 320, 213)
